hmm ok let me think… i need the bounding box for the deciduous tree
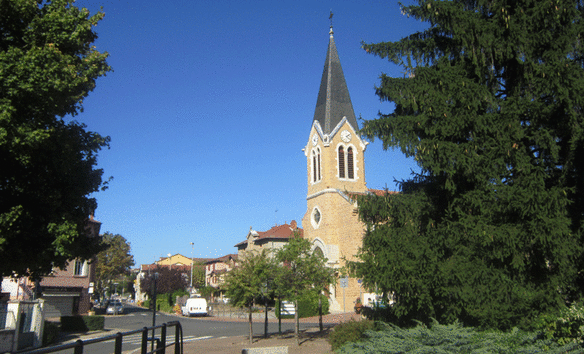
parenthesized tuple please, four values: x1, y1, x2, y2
(224, 249, 276, 344)
(349, 0, 584, 330)
(0, 0, 112, 278)
(95, 233, 135, 299)
(275, 234, 334, 344)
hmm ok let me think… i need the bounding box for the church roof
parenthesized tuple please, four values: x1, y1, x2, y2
(313, 26, 358, 135)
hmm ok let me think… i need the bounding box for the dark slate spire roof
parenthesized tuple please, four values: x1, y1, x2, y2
(313, 26, 358, 135)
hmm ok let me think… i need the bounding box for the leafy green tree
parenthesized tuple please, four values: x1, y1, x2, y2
(349, 0, 584, 330)
(0, 0, 112, 278)
(191, 261, 206, 289)
(275, 233, 334, 344)
(95, 233, 135, 299)
(224, 249, 276, 344)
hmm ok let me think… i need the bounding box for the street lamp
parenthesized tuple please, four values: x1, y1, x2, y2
(190, 242, 194, 289)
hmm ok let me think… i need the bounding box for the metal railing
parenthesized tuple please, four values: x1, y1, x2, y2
(17, 321, 183, 354)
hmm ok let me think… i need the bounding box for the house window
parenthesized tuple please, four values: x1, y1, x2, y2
(74, 260, 85, 276)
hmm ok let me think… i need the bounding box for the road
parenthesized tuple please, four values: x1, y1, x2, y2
(56, 304, 315, 354)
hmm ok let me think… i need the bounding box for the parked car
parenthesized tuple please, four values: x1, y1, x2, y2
(181, 297, 208, 317)
(106, 300, 124, 315)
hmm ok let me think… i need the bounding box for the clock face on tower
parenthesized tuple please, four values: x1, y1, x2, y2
(341, 130, 351, 143)
(312, 134, 319, 146)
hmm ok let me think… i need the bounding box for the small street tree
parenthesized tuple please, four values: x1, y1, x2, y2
(275, 233, 334, 345)
(0, 0, 112, 279)
(349, 0, 584, 330)
(224, 249, 276, 344)
(95, 233, 135, 300)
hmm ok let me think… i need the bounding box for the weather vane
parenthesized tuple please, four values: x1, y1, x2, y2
(329, 10, 334, 28)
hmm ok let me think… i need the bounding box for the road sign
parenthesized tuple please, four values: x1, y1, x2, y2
(340, 276, 349, 288)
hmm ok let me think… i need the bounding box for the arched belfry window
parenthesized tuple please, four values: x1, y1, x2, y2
(338, 146, 345, 178)
(338, 144, 356, 181)
(312, 150, 317, 183)
(347, 147, 354, 179)
(312, 148, 322, 183)
(317, 148, 321, 181)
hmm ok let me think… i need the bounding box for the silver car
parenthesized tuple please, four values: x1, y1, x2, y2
(106, 300, 124, 315)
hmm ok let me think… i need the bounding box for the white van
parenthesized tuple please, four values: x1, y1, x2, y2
(181, 297, 208, 317)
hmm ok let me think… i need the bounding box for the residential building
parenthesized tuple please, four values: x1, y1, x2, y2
(205, 254, 237, 290)
(1, 215, 102, 317)
(234, 220, 303, 259)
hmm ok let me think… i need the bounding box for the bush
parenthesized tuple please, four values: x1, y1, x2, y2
(275, 292, 329, 319)
(42, 321, 60, 346)
(335, 320, 583, 353)
(534, 303, 584, 346)
(60, 315, 104, 332)
(328, 319, 375, 351)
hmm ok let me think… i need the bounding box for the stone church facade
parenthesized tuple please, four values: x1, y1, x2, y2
(302, 25, 381, 312)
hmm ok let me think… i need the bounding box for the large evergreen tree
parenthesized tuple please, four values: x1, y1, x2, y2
(0, 0, 111, 278)
(349, 0, 584, 329)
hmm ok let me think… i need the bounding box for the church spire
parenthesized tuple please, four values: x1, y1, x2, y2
(313, 20, 358, 135)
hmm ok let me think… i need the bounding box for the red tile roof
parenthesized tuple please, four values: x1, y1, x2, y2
(206, 254, 238, 264)
(234, 221, 303, 248)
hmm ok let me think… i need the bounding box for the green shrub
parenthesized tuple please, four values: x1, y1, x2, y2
(275, 292, 329, 319)
(335, 320, 583, 353)
(534, 303, 584, 347)
(42, 321, 60, 346)
(83, 316, 104, 331)
(60, 315, 104, 332)
(328, 319, 375, 351)
(297, 292, 329, 318)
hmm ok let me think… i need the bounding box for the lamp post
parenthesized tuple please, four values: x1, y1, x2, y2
(151, 272, 159, 352)
(190, 242, 194, 289)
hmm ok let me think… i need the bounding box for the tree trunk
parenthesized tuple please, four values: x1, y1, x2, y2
(318, 293, 323, 333)
(248, 303, 253, 344)
(264, 295, 268, 338)
(294, 298, 299, 346)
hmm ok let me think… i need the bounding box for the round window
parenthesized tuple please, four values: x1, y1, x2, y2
(311, 207, 321, 229)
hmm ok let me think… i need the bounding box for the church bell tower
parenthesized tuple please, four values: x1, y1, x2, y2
(302, 23, 368, 312)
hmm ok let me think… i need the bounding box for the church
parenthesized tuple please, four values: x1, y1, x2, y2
(301, 24, 384, 312)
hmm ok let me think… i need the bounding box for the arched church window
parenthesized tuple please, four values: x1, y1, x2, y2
(312, 148, 322, 183)
(317, 148, 321, 181)
(347, 147, 354, 179)
(338, 146, 345, 178)
(313, 246, 324, 258)
(312, 150, 317, 183)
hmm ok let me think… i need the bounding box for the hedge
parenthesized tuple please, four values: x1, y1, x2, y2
(60, 315, 104, 332)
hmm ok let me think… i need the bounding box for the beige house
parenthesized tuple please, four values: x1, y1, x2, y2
(205, 254, 237, 302)
(301, 25, 385, 312)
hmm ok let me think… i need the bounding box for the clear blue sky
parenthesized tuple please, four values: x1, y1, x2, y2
(76, 0, 426, 267)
